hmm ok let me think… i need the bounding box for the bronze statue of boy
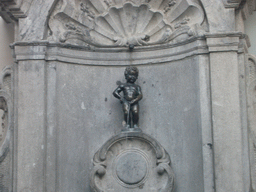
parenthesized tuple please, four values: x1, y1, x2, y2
(113, 66, 143, 129)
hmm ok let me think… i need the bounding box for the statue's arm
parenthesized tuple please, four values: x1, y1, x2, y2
(113, 85, 123, 101)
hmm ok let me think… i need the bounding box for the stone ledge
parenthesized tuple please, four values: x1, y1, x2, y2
(206, 32, 249, 53)
(11, 33, 249, 64)
(10, 38, 208, 65)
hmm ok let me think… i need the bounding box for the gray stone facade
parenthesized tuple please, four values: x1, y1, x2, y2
(0, 0, 256, 191)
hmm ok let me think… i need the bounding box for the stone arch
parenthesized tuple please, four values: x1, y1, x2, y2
(199, 0, 237, 32)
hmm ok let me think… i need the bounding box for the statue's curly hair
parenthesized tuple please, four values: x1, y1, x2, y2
(124, 66, 139, 77)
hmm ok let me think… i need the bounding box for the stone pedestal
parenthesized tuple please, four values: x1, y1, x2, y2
(91, 131, 174, 191)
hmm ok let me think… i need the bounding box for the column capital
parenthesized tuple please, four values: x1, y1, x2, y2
(206, 32, 249, 53)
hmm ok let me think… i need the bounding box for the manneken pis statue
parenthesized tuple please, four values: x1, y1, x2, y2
(113, 66, 143, 129)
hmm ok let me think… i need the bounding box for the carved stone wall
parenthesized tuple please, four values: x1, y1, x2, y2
(0, 0, 255, 192)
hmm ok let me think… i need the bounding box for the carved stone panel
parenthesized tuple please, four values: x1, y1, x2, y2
(48, 0, 206, 47)
(90, 131, 174, 191)
(246, 55, 256, 191)
(0, 66, 13, 192)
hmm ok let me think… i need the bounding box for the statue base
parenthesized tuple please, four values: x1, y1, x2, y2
(121, 127, 142, 133)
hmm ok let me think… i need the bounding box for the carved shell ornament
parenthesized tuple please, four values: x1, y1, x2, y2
(48, 0, 206, 47)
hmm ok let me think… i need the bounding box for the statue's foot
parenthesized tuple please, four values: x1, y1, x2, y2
(133, 124, 139, 129)
(121, 124, 131, 132)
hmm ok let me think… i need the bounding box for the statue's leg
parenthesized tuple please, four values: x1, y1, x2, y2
(131, 104, 139, 128)
(123, 102, 130, 128)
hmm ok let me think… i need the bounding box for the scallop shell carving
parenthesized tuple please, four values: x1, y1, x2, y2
(92, 3, 170, 46)
(48, 0, 207, 47)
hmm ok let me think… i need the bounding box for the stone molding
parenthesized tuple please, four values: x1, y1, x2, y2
(10, 32, 250, 65)
(0, 0, 26, 23)
(205, 32, 249, 53)
(10, 37, 208, 65)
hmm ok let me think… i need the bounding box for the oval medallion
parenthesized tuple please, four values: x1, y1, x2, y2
(116, 152, 147, 185)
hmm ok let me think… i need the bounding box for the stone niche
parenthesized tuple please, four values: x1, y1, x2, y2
(42, 41, 206, 192)
(47, 6, 207, 192)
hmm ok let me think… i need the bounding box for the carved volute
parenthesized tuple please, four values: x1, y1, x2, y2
(0, 66, 12, 161)
(0, 98, 8, 149)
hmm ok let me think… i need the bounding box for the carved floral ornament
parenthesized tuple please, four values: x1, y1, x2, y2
(48, 0, 207, 47)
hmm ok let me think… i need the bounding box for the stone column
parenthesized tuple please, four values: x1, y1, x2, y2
(13, 42, 48, 192)
(206, 33, 249, 192)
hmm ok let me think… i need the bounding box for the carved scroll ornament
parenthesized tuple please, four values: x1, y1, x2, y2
(0, 67, 12, 163)
(0, 66, 13, 192)
(48, 0, 206, 47)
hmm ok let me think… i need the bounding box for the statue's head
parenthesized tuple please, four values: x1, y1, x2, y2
(124, 66, 139, 83)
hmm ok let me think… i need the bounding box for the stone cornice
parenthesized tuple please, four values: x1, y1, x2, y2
(10, 33, 250, 64)
(205, 32, 249, 53)
(10, 38, 209, 65)
(0, 0, 26, 23)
